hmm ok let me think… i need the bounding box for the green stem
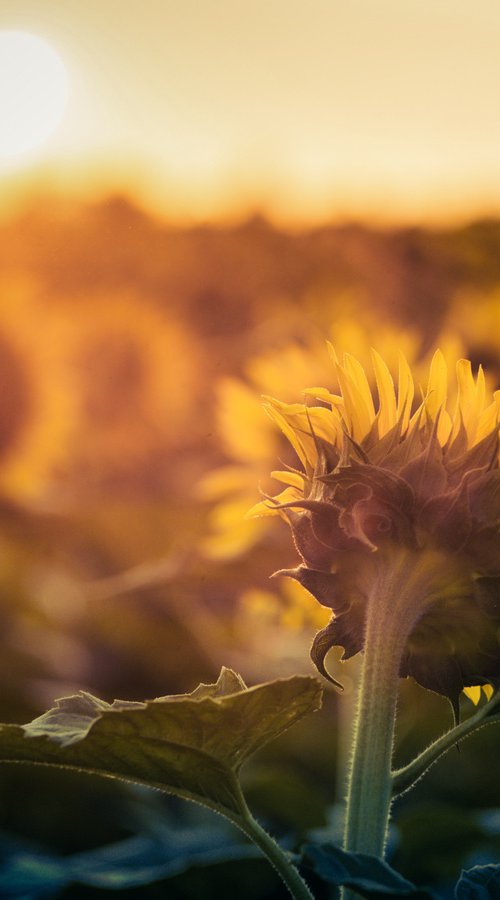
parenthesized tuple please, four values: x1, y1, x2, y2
(235, 796, 315, 900)
(342, 549, 435, 899)
(343, 573, 401, 856)
(392, 689, 500, 797)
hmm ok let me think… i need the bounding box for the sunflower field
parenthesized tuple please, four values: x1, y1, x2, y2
(0, 197, 498, 898)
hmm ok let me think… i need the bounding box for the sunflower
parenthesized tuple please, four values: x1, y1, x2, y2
(0, 279, 75, 500)
(201, 322, 466, 555)
(240, 577, 330, 633)
(447, 288, 500, 372)
(53, 293, 202, 486)
(250, 348, 500, 710)
(200, 323, 467, 642)
(198, 324, 467, 650)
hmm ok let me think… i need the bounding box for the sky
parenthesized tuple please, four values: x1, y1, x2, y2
(2, 0, 500, 224)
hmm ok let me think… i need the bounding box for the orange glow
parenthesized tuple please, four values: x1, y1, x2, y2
(2, 1, 500, 223)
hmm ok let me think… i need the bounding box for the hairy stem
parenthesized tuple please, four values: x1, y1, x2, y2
(235, 795, 315, 900)
(343, 576, 402, 856)
(342, 549, 434, 899)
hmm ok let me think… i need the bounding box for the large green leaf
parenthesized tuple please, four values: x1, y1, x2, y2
(0, 668, 322, 821)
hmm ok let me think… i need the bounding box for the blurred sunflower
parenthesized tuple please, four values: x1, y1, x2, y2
(447, 289, 500, 375)
(54, 293, 202, 490)
(227, 579, 332, 681)
(240, 577, 331, 634)
(0, 279, 75, 501)
(250, 348, 500, 710)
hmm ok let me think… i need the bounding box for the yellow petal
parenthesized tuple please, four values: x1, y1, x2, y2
(425, 349, 448, 421)
(483, 684, 494, 700)
(302, 386, 343, 407)
(264, 398, 343, 469)
(463, 685, 481, 705)
(476, 390, 500, 443)
(246, 485, 303, 518)
(326, 341, 339, 366)
(475, 364, 486, 412)
(305, 404, 345, 445)
(454, 358, 480, 446)
(371, 348, 397, 436)
(437, 407, 453, 445)
(456, 357, 475, 410)
(263, 402, 310, 469)
(263, 398, 311, 416)
(396, 351, 414, 431)
(343, 353, 376, 420)
(270, 469, 305, 489)
(336, 354, 375, 441)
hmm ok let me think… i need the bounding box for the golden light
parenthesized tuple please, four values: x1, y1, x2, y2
(0, 31, 69, 161)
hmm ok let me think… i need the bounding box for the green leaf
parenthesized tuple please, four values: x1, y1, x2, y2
(0, 668, 322, 821)
(302, 844, 436, 898)
(455, 864, 500, 899)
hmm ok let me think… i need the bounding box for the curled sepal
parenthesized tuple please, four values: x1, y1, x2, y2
(310, 620, 344, 689)
(276, 558, 374, 688)
(0, 668, 323, 822)
(276, 564, 365, 687)
(273, 565, 348, 612)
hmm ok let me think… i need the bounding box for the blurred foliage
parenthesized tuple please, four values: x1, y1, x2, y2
(0, 194, 499, 895)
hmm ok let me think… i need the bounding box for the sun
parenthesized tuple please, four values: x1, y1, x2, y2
(0, 30, 69, 160)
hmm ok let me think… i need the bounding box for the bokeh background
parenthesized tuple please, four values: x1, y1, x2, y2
(0, 2, 499, 897)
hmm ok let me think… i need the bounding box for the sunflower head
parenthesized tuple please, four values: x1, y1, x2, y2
(251, 347, 500, 709)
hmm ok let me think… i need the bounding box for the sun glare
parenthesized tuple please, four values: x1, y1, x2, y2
(0, 31, 69, 162)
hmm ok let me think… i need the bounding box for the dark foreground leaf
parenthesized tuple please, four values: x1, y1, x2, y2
(455, 864, 500, 899)
(302, 843, 436, 898)
(0, 668, 322, 822)
(0, 827, 260, 897)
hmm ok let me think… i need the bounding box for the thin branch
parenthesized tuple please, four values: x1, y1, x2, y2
(392, 691, 500, 797)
